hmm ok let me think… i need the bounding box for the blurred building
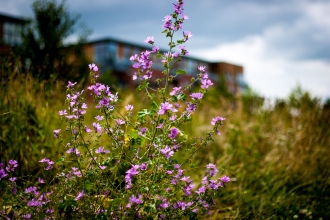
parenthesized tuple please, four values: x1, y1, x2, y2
(84, 38, 248, 95)
(0, 13, 248, 95)
(0, 13, 25, 53)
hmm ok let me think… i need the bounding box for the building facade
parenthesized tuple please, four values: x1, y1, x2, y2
(0, 13, 248, 95)
(84, 38, 248, 95)
(0, 13, 25, 53)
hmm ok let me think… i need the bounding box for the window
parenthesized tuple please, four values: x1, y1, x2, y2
(3, 22, 22, 46)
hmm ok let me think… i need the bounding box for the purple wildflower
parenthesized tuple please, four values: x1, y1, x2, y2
(158, 102, 173, 115)
(156, 123, 164, 129)
(85, 126, 92, 133)
(88, 63, 98, 72)
(181, 176, 190, 182)
(162, 15, 173, 29)
(202, 176, 208, 185)
(67, 81, 77, 88)
(125, 104, 134, 111)
(125, 165, 141, 188)
(66, 148, 81, 157)
(159, 198, 171, 209)
(22, 213, 32, 219)
(206, 163, 218, 177)
(25, 186, 38, 195)
(95, 146, 110, 154)
(75, 190, 85, 201)
(65, 115, 78, 120)
(160, 146, 174, 159)
(140, 162, 147, 171)
(190, 92, 203, 100)
(166, 170, 174, 175)
(116, 119, 125, 125)
(168, 127, 180, 139)
(39, 158, 54, 170)
(182, 13, 189, 20)
(46, 209, 54, 214)
(138, 127, 148, 136)
(72, 167, 82, 177)
(174, 103, 181, 108)
(143, 36, 154, 44)
(92, 122, 102, 133)
(196, 186, 206, 195)
(209, 180, 219, 190)
(186, 102, 197, 114)
(53, 129, 61, 138)
(170, 87, 181, 96)
(58, 110, 67, 116)
(220, 175, 231, 183)
(6, 160, 18, 172)
(169, 115, 177, 121)
(130, 54, 138, 61)
(129, 194, 143, 205)
(95, 115, 104, 121)
(184, 182, 195, 196)
(179, 45, 189, 55)
(38, 178, 45, 184)
(211, 116, 225, 125)
(174, 201, 187, 210)
(152, 46, 159, 53)
(201, 78, 213, 89)
(99, 165, 107, 170)
(183, 31, 193, 42)
(198, 66, 206, 72)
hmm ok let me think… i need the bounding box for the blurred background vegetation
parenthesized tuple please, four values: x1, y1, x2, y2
(1, 0, 330, 219)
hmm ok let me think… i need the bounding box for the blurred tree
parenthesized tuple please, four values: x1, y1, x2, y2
(241, 87, 264, 114)
(216, 74, 233, 99)
(19, 0, 90, 83)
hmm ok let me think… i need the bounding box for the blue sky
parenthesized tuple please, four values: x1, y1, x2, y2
(1, 0, 330, 101)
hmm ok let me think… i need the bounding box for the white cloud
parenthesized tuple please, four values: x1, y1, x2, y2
(192, 34, 330, 100)
(189, 1, 330, 100)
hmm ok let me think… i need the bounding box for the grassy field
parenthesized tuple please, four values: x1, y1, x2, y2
(1, 73, 329, 219)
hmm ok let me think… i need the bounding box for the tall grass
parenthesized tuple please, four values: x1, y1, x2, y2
(0, 72, 66, 177)
(195, 88, 330, 219)
(1, 73, 329, 219)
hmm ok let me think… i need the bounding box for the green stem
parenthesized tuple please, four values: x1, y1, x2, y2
(180, 139, 208, 166)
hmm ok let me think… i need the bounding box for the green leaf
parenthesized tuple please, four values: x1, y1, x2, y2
(175, 69, 186, 75)
(137, 81, 149, 91)
(137, 109, 151, 120)
(177, 93, 187, 101)
(129, 129, 139, 139)
(150, 101, 158, 110)
(56, 156, 65, 163)
(84, 180, 93, 191)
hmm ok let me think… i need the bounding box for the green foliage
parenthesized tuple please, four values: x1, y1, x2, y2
(241, 87, 264, 115)
(175, 69, 186, 75)
(192, 86, 330, 219)
(0, 74, 66, 178)
(98, 69, 119, 90)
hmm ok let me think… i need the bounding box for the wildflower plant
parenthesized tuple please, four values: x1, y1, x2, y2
(0, 0, 229, 219)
